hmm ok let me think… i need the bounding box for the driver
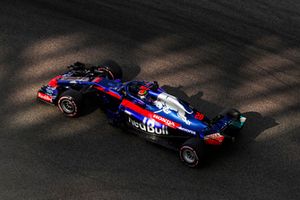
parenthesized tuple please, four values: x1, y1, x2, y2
(138, 86, 149, 100)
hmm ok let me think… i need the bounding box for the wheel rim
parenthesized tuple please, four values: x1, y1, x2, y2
(182, 149, 197, 164)
(60, 99, 74, 113)
(182, 148, 197, 164)
(98, 67, 114, 80)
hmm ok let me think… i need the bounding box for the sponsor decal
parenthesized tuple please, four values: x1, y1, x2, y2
(37, 92, 52, 102)
(129, 117, 168, 135)
(46, 87, 54, 94)
(121, 99, 180, 129)
(195, 112, 205, 121)
(152, 114, 179, 128)
(45, 86, 58, 96)
(178, 126, 196, 135)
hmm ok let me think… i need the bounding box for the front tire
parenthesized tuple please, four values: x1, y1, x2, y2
(58, 90, 82, 117)
(98, 60, 123, 80)
(179, 138, 204, 168)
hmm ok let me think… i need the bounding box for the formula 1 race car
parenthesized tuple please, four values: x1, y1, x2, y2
(37, 61, 246, 167)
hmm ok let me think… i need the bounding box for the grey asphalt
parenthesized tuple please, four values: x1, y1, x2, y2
(0, 0, 299, 199)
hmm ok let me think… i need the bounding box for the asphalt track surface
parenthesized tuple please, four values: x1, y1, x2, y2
(0, 0, 299, 199)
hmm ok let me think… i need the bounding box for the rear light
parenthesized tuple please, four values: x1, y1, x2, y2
(204, 133, 224, 145)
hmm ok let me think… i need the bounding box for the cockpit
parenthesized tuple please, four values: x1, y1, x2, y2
(125, 81, 193, 117)
(125, 81, 160, 103)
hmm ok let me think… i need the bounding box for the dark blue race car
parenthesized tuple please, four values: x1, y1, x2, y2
(37, 61, 246, 167)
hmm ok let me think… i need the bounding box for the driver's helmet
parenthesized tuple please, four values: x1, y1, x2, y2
(138, 85, 149, 99)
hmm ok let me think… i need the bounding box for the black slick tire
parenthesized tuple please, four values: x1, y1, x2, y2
(220, 108, 241, 119)
(58, 89, 83, 117)
(98, 60, 123, 80)
(179, 137, 204, 168)
(226, 108, 241, 119)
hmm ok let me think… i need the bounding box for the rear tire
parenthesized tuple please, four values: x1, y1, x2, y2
(58, 90, 83, 117)
(223, 108, 244, 135)
(227, 108, 241, 119)
(98, 60, 123, 80)
(179, 138, 204, 168)
(220, 108, 241, 119)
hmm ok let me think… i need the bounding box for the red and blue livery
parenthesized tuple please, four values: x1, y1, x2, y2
(37, 61, 246, 167)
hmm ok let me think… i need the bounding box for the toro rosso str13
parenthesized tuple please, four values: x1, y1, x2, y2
(37, 61, 246, 167)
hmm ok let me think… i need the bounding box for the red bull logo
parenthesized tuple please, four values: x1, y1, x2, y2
(129, 117, 168, 135)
